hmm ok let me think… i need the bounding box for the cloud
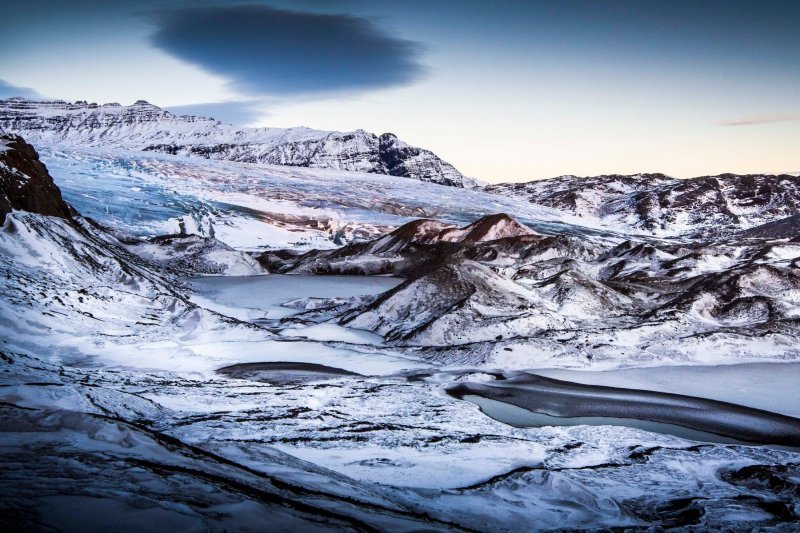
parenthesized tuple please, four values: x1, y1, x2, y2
(0, 79, 43, 99)
(164, 100, 265, 126)
(146, 5, 425, 97)
(718, 113, 800, 126)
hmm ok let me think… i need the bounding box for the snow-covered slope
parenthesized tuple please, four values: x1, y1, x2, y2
(343, 259, 571, 345)
(0, 97, 477, 187)
(124, 234, 265, 276)
(487, 173, 800, 237)
(0, 135, 460, 529)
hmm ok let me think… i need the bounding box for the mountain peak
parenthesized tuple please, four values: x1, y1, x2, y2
(439, 213, 537, 243)
(382, 213, 536, 246)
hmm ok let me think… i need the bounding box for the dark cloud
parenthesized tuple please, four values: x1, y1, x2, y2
(718, 114, 800, 126)
(164, 100, 264, 126)
(0, 79, 43, 99)
(146, 5, 425, 97)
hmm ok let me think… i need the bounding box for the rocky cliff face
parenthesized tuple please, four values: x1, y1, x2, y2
(487, 173, 800, 237)
(0, 97, 476, 188)
(0, 133, 73, 224)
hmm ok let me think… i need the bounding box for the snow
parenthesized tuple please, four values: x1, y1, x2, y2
(279, 323, 385, 345)
(126, 235, 265, 276)
(0, 97, 477, 188)
(3, 216, 800, 530)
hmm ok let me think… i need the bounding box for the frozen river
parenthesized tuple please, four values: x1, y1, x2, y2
(533, 364, 800, 418)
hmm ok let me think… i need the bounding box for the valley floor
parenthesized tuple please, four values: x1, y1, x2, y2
(5, 271, 799, 531)
(2, 144, 799, 531)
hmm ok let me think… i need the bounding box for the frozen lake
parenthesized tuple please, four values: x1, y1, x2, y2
(186, 273, 403, 307)
(184, 274, 403, 321)
(462, 394, 746, 445)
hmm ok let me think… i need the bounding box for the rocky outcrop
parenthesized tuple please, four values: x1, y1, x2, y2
(272, 212, 800, 366)
(340, 259, 571, 346)
(0, 133, 72, 224)
(740, 214, 800, 241)
(0, 97, 476, 188)
(376, 133, 470, 186)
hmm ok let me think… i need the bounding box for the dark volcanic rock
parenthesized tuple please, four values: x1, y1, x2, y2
(0, 133, 73, 224)
(741, 214, 800, 240)
(257, 213, 543, 276)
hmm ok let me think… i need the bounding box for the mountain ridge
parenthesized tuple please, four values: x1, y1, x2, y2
(487, 172, 800, 237)
(0, 97, 478, 188)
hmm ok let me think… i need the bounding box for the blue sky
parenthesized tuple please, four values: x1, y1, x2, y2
(1, 1, 798, 181)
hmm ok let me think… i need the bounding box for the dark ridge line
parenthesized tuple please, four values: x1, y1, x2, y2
(453, 443, 718, 492)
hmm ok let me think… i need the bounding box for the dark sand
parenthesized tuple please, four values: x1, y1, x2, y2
(218, 362, 361, 385)
(447, 373, 800, 447)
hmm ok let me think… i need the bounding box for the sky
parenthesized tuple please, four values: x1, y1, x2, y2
(1, 0, 798, 182)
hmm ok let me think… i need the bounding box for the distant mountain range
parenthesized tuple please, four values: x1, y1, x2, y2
(0, 97, 478, 188)
(3, 97, 799, 238)
(487, 172, 800, 238)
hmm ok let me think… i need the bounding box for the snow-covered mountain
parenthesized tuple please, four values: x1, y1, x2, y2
(487, 173, 800, 237)
(0, 133, 474, 531)
(0, 97, 477, 188)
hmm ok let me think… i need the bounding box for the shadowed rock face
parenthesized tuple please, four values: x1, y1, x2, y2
(0, 134, 72, 224)
(741, 214, 800, 241)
